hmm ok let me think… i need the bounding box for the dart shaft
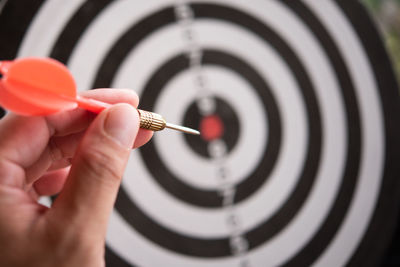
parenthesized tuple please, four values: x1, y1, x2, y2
(138, 110, 200, 135)
(76, 96, 199, 135)
(165, 123, 200, 135)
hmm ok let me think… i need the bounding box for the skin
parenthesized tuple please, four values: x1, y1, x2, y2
(0, 89, 153, 267)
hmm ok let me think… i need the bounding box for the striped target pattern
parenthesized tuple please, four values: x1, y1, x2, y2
(1, 0, 400, 266)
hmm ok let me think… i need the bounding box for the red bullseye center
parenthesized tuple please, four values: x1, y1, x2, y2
(200, 114, 224, 141)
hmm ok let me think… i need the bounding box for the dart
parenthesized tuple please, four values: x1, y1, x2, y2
(0, 57, 200, 135)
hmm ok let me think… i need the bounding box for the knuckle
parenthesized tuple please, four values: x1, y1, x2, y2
(79, 145, 124, 184)
(48, 138, 64, 162)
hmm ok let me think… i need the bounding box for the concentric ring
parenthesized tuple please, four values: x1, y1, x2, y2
(90, 3, 323, 258)
(1, 0, 399, 266)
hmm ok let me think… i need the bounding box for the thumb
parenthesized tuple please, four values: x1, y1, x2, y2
(51, 103, 139, 234)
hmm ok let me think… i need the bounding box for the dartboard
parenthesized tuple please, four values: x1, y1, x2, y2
(1, 0, 400, 266)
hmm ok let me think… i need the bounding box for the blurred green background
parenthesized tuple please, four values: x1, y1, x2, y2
(363, 0, 400, 85)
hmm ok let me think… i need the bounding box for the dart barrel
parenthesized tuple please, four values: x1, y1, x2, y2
(138, 109, 166, 132)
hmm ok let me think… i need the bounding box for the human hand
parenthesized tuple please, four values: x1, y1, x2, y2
(0, 89, 152, 267)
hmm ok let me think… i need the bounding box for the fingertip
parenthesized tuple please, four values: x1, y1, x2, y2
(104, 103, 139, 149)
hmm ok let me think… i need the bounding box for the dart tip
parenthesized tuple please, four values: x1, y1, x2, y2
(189, 129, 201, 135)
(165, 123, 200, 135)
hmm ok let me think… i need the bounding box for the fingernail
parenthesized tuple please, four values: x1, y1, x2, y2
(104, 104, 138, 148)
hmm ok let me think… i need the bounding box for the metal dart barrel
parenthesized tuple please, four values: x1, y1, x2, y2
(137, 109, 200, 135)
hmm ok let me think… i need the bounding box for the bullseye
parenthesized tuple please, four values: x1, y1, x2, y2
(183, 96, 241, 159)
(200, 114, 224, 141)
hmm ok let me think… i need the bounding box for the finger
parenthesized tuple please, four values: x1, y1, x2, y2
(0, 156, 25, 188)
(50, 103, 139, 235)
(133, 129, 153, 148)
(0, 114, 51, 169)
(24, 132, 84, 185)
(33, 167, 70, 196)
